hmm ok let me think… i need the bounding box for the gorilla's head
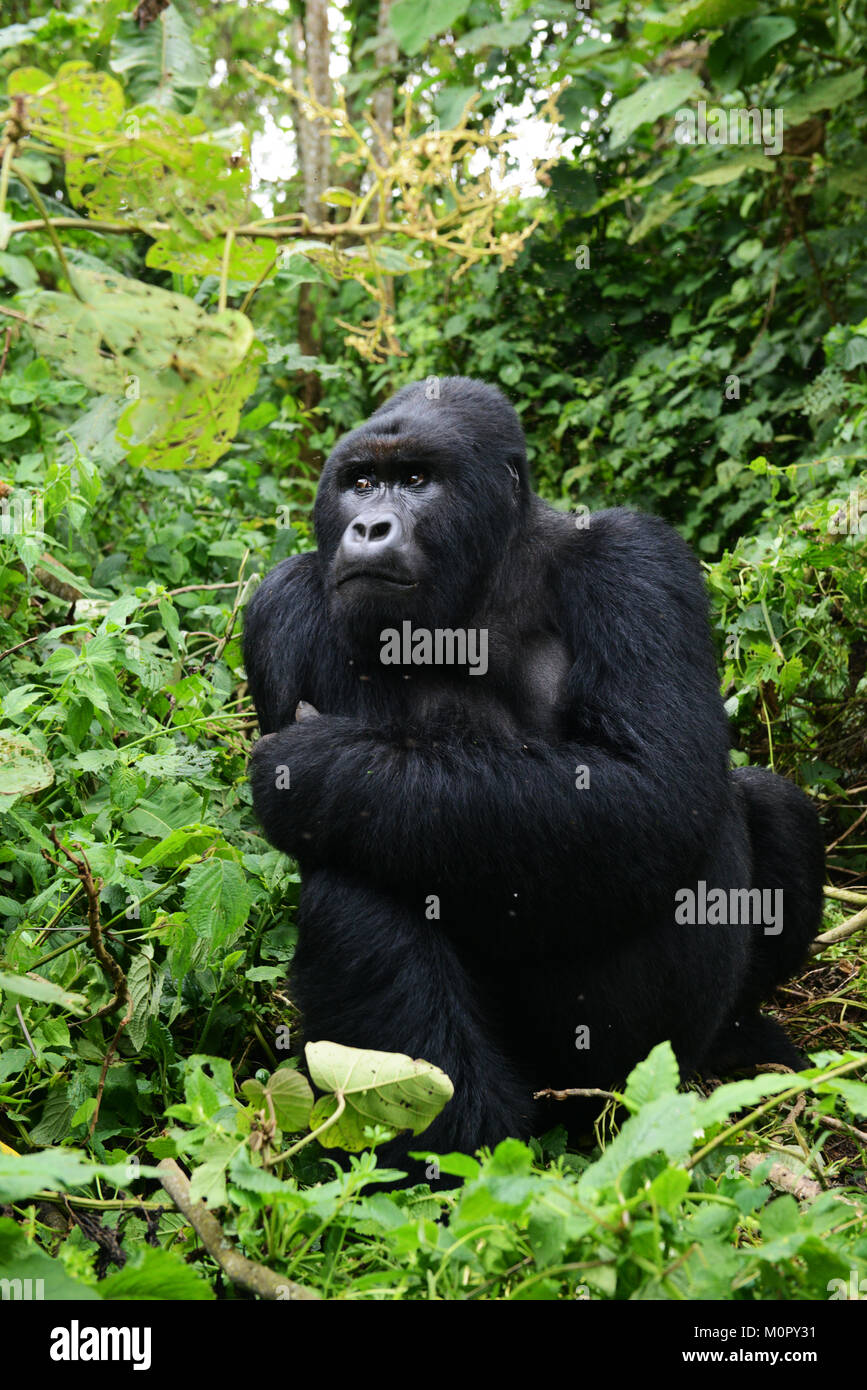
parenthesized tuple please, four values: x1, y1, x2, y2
(314, 378, 529, 644)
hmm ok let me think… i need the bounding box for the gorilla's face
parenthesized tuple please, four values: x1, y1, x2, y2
(314, 379, 529, 648)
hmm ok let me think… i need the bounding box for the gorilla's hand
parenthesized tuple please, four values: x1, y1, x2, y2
(295, 700, 321, 722)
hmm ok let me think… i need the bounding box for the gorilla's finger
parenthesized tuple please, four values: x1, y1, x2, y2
(295, 700, 321, 722)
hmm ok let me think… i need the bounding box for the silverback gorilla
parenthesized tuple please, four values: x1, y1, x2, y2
(244, 377, 824, 1168)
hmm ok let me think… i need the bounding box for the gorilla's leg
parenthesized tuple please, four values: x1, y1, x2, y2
(291, 869, 532, 1177)
(707, 767, 824, 1072)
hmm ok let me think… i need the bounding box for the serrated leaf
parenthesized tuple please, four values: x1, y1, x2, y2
(579, 1093, 699, 1195)
(0, 1217, 101, 1298)
(126, 952, 153, 1051)
(99, 1246, 215, 1300)
(623, 1041, 681, 1111)
(696, 1073, 798, 1128)
(183, 859, 250, 946)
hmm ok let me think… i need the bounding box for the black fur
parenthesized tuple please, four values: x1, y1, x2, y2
(244, 377, 824, 1169)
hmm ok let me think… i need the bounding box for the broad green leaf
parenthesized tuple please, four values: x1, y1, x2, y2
(785, 68, 864, 126)
(117, 341, 264, 471)
(0, 1148, 157, 1202)
(608, 71, 702, 147)
(390, 0, 470, 55)
(0, 732, 54, 799)
(138, 825, 216, 869)
(696, 1073, 799, 1128)
(579, 1093, 699, 1194)
(110, 8, 209, 113)
(643, 0, 755, 43)
(241, 1067, 314, 1132)
(183, 858, 250, 946)
(457, 20, 533, 52)
(690, 154, 776, 186)
(819, 1079, 867, 1117)
(22, 267, 254, 398)
(99, 1247, 214, 1300)
(0, 1217, 101, 1299)
(305, 1041, 454, 1151)
(9, 62, 124, 140)
(0, 970, 86, 1013)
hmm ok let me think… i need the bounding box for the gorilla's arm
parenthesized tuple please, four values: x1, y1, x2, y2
(249, 512, 732, 908)
(243, 553, 322, 733)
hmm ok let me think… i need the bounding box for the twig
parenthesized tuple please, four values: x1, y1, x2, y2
(15, 166, 81, 298)
(156, 1159, 320, 1300)
(0, 634, 40, 662)
(15, 1003, 39, 1061)
(823, 887, 867, 905)
(211, 552, 251, 664)
(810, 906, 867, 955)
(534, 1086, 622, 1102)
(827, 806, 867, 852)
(0, 325, 12, 382)
(141, 579, 243, 609)
(742, 1152, 823, 1200)
(44, 830, 127, 1019)
(43, 830, 132, 1137)
(809, 1111, 867, 1145)
(87, 998, 134, 1140)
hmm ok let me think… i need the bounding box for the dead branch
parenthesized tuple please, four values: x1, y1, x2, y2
(156, 1159, 320, 1300)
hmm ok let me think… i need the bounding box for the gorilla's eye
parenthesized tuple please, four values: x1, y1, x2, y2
(354, 475, 375, 493)
(405, 472, 426, 488)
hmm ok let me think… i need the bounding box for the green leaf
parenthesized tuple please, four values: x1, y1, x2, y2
(110, 8, 209, 113)
(643, 0, 755, 43)
(183, 858, 250, 947)
(579, 1093, 699, 1194)
(99, 1246, 214, 1300)
(241, 1067, 313, 1132)
(0, 1217, 101, 1299)
(0, 732, 54, 799)
(819, 1079, 867, 1117)
(9, 62, 124, 140)
(785, 68, 864, 126)
(696, 1073, 798, 1128)
(0, 970, 86, 1013)
(457, 20, 533, 52)
(623, 1041, 680, 1111)
(608, 71, 702, 147)
(390, 0, 470, 55)
(305, 1041, 454, 1152)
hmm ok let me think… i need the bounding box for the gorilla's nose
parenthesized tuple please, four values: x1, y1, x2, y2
(345, 509, 405, 556)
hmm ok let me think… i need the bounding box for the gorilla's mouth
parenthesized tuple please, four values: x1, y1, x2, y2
(336, 568, 418, 589)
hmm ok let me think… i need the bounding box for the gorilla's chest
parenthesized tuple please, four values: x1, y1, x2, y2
(362, 628, 571, 741)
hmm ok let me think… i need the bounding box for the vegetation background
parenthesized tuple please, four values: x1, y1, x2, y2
(0, 0, 865, 1302)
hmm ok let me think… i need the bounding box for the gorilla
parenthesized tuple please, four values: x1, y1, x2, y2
(244, 377, 824, 1168)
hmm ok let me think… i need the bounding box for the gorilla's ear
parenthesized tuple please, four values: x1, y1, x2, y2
(506, 452, 524, 496)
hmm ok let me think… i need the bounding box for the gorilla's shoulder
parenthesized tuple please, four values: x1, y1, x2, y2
(249, 551, 320, 605)
(570, 507, 702, 581)
(244, 552, 322, 638)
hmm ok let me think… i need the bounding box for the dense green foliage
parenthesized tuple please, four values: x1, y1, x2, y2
(0, 0, 865, 1301)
